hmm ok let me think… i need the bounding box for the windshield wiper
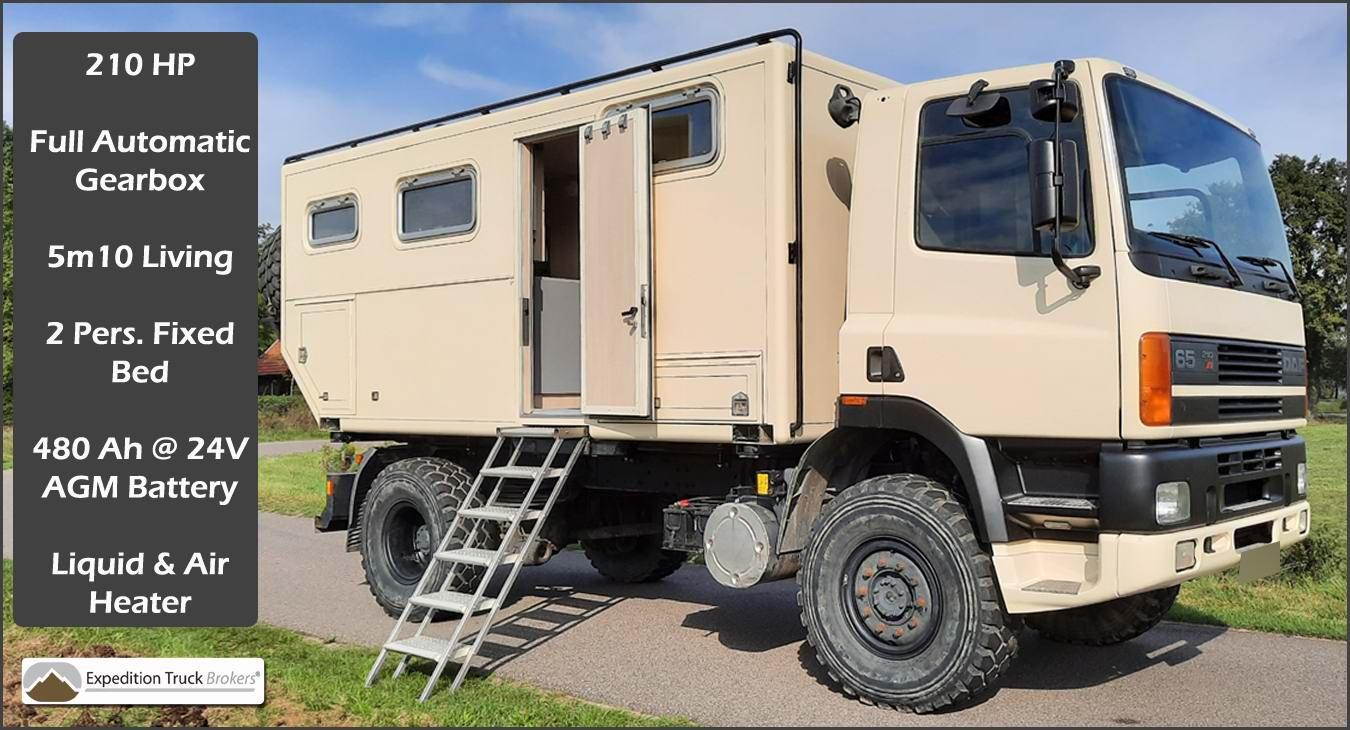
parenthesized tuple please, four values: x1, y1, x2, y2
(1237, 255, 1301, 299)
(1146, 231, 1244, 287)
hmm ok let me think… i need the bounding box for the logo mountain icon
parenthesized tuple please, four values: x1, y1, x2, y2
(28, 671, 79, 702)
(23, 662, 82, 703)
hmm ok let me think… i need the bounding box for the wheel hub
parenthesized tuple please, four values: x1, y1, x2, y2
(850, 547, 937, 654)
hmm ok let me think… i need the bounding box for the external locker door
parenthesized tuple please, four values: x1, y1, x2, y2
(579, 109, 654, 417)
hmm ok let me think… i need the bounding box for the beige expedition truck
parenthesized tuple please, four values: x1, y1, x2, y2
(263, 30, 1312, 711)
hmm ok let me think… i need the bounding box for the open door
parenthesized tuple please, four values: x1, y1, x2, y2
(579, 108, 653, 417)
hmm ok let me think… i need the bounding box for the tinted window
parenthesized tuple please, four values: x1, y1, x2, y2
(310, 204, 356, 245)
(916, 84, 1091, 256)
(919, 135, 1031, 254)
(401, 174, 474, 240)
(652, 99, 713, 165)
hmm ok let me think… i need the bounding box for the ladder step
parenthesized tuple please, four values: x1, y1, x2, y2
(411, 590, 497, 614)
(499, 426, 588, 438)
(436, 547, 519, 567)
(481, 465, 564, 480)
(383, 636, 471, 662)
(459, 504, 543, 522)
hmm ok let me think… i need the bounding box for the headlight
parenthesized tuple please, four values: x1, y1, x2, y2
(1296, 463, 1307, 497)
(1156, 481, 1191, 525)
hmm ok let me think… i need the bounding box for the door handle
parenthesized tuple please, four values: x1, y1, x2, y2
(620, 306, 638, 320)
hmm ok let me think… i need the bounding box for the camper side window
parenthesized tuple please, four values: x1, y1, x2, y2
(308, 196, 358, 247)
(398, 167, 477, 242)
(649, 88, 718, 172)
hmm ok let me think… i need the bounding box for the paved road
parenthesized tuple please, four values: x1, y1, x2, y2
(4, 456, 1348, 725)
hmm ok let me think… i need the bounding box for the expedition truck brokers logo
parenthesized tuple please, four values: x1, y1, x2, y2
(23, 662, 81, 702)
(21, 658, 264, 705)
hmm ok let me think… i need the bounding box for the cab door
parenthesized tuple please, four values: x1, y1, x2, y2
(579, 109, 654, 417)
(883, 68, 1121, 439)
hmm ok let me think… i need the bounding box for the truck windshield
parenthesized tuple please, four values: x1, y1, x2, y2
(1105, 75, 1293, 290)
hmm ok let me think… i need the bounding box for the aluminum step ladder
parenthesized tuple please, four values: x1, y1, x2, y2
(365, 426, 588, 701)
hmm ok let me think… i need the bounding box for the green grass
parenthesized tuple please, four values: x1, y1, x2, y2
(258, 395, 328, 443)
(2, 426, 11, 470)
(258, 450, 328, 517)
(258, 424, 329, 443)
(1, 561, 687, 727)
(1169, 422, 1347, 639)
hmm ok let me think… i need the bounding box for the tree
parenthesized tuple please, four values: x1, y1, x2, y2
(3, 122, 13, 422)
(1270, 155, 1347, 402)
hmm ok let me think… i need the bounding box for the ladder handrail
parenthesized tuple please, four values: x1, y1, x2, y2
(416, 436, 569, 700)
(366, 429, 588, 702)
(365, 434, 509, 687)
(396, 436, 526, 681)
(446, 436, 587, 694)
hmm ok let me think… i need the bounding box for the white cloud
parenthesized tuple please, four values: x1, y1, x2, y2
(364, 3, 474, 35)
(255, 81, 408, 225)
(417, 57, 526, 98)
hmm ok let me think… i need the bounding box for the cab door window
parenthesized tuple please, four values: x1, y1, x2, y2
(916, 84, 1092, 256)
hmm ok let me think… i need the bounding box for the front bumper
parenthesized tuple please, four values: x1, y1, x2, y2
(993, 500, 1310, 613)
(1097, 432, 1305, 532)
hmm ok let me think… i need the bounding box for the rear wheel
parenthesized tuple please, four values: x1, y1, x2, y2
(581, 496, 684, 583)
(360, 457, 496, 619)
(798, 474, 1020, 713)
(1026, 586, 1179, 646)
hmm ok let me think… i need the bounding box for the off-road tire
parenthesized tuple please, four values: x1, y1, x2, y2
(258, 227, 282, 327)
(1026, 585, 1179, 646)
(360, 457, 497, 619)
(581, 496, 684, 583)
(798, 474, 1020, 713)
(583, 536, 685, 583)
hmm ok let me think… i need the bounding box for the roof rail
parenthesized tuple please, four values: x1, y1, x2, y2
(283, 28, 802, 164)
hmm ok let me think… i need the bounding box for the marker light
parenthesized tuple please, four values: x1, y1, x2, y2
(1140, 333, 1172, 426)
(1296, 463, 1307, 497)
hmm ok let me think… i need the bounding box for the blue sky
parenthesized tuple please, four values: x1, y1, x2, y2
(4, 3, 1346, 226)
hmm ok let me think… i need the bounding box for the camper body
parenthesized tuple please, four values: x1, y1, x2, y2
(276, 32, 1311, 712)
(281, 41, 879, 444)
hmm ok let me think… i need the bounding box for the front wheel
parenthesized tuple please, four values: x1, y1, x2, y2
(797, 474, 1020, 713)
(1026, 585, 1179, 646)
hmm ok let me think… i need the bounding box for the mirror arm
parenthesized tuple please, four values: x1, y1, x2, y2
(1047, 59, 1099, 290)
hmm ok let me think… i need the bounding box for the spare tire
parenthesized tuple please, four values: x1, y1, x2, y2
(258, 226, 282, 328)
(1026, 585, 1179, 646)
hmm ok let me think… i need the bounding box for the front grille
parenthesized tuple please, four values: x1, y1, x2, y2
(1217, 446, 1282, 477)
(1217, 397, 1284, 419)
(1216, 342, 1283, 384)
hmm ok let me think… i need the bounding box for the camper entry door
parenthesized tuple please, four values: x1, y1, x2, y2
(578, 108, 654, 417)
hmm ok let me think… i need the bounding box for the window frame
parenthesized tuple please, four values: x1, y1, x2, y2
(609, 85, 720, 175)
(396, 165, 478, 243)
(913, 83, 1094, 258)
(307, 194, 359, 248)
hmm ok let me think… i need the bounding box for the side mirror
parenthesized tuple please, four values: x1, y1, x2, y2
(947, 78, 1010, 128)
(828, 84, 861, 129)
(1029, 76, 1080, 122)
(1030, 139, 1081, 231)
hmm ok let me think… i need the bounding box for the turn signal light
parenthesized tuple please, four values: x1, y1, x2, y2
(1140, 333, 1172, 426)
(326, 478, 334, 496)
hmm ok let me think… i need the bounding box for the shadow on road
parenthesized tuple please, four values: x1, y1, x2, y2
(397, 558, 1229, 707)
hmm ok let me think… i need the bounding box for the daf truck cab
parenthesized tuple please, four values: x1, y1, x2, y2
(800, 57, 1308, 709)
